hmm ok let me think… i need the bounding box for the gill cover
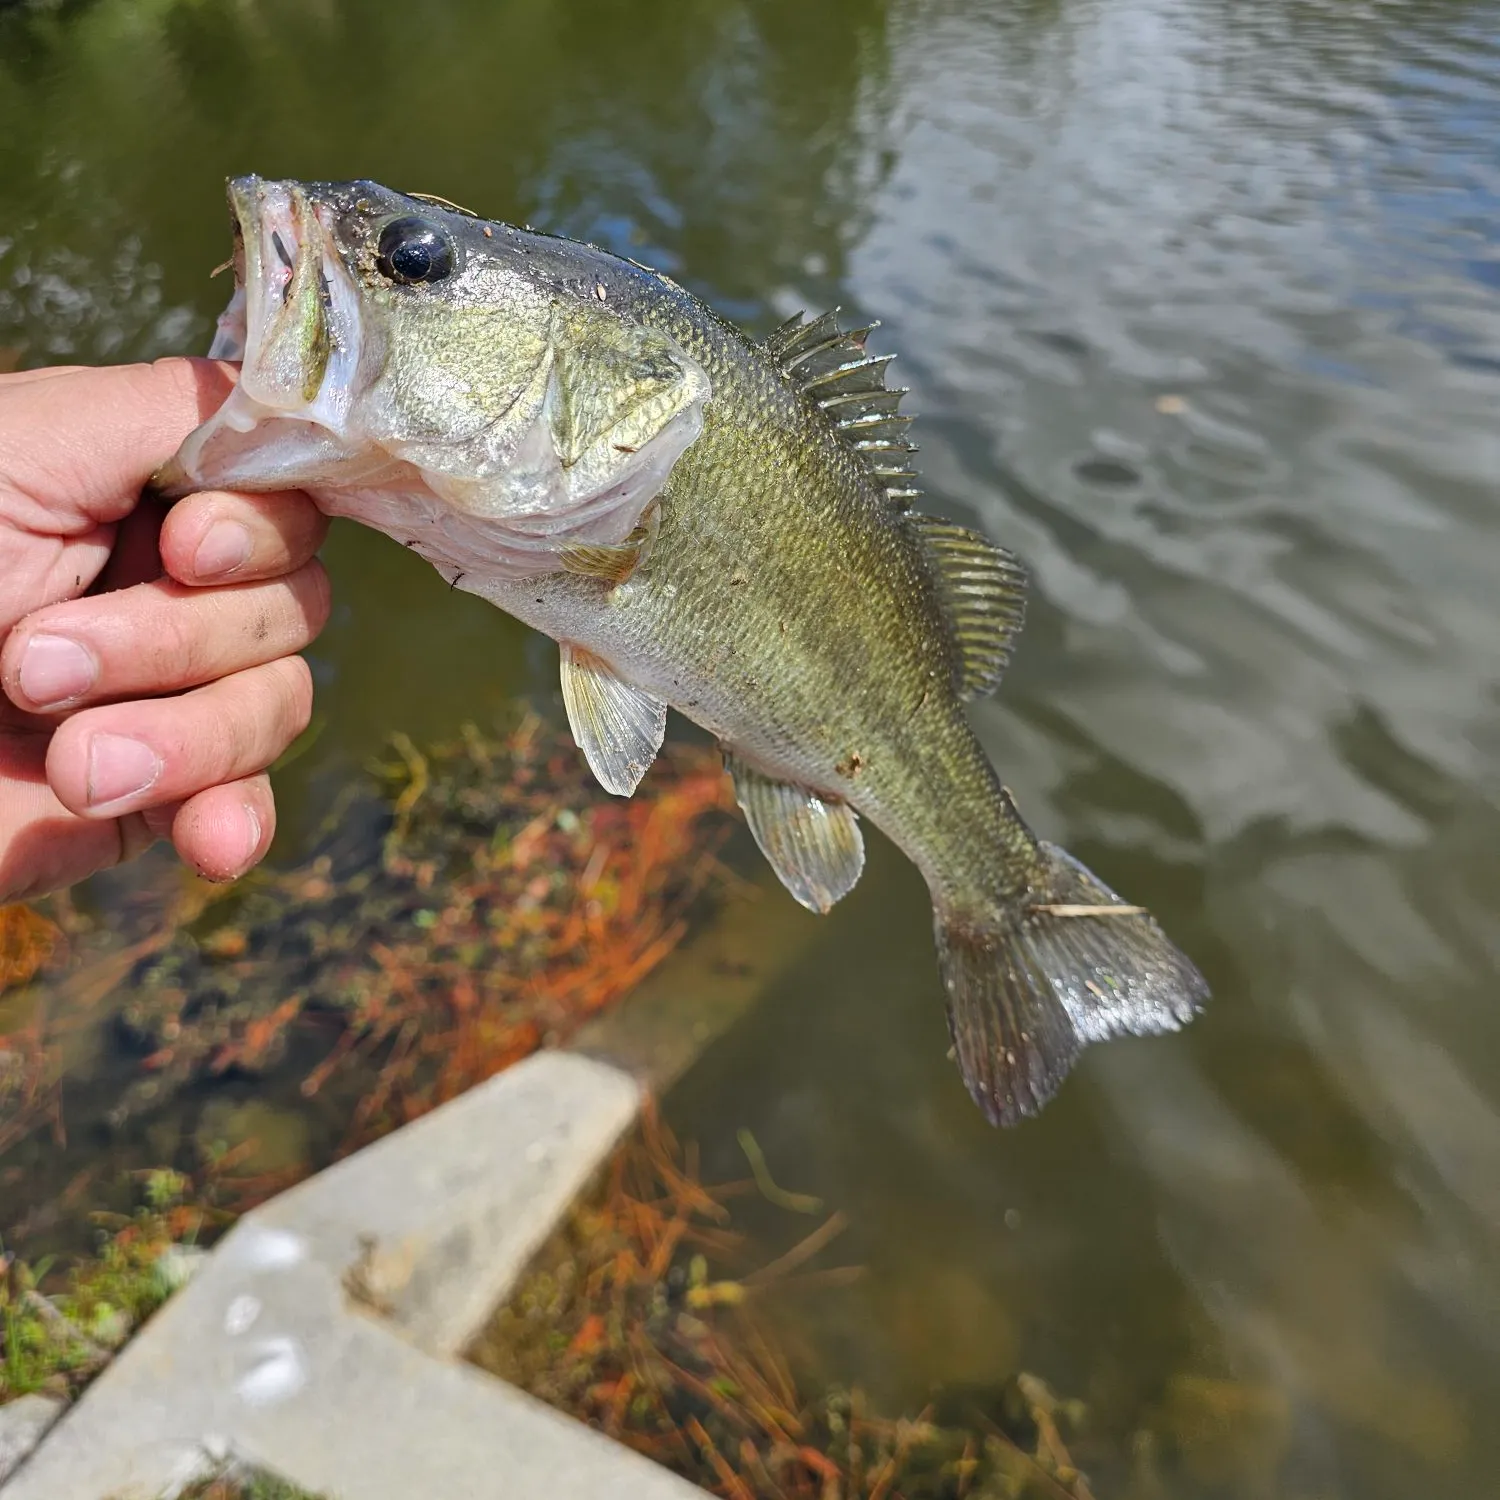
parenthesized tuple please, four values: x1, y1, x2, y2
(409, 305, 711, 545)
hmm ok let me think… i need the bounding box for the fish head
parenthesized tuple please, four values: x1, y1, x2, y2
(165, 177, 711, 567)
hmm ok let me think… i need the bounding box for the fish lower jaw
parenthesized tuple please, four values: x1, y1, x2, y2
(209, 286, 248, 361)
(216, 177, 364, 425)
(309, 483, 603, 583)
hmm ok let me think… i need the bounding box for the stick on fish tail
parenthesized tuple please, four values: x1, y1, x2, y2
(934, 842, 1208, 1126)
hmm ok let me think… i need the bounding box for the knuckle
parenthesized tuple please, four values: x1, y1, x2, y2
(203, 695, 259, 778)
(290, 559, 333, 629)
(271, 656, 315, 733)
(210, 660, 311, 774)
(153, 597, 207, 680)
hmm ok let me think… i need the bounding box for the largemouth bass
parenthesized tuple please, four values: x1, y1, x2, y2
(160, 177, 1209, 1125)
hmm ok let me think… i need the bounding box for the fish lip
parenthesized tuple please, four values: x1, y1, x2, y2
(157, 177, 367, 500)
(217, 175, 268, 367)
(220, 175, 355, 415)
(232, 175, 301, 407)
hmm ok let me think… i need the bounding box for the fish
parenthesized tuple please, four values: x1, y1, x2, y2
(157, 176, 1209, 1126)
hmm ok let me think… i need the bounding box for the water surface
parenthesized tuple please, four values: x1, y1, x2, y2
(3, 1, 1500, 1495)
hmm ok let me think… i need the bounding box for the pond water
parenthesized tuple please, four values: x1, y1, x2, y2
(4, 0, 1500, 1495)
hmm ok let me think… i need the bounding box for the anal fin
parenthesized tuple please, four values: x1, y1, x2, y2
(725, 753, 864, 914)
(560, 645, 667, 796)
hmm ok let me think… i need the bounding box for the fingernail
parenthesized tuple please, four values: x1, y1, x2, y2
(203, 804, 262, 883)
(193, 520, 253, 579)
(234, 804, 263, 873)
(86, 733, 163, 811)
(18, 634, 98, 709)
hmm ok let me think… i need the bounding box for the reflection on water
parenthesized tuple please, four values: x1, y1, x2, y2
(3, 0, 1500, 1494)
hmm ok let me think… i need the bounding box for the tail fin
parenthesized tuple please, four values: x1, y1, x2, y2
(935, 842, 1208, 1126)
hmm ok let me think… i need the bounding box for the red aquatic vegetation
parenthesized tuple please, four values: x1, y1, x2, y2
(1, 716, 737, 1210)
(474, 1105, 1102, 1500)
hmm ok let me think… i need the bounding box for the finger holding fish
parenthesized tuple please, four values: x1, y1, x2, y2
(160, 488, 330, 585)
(44, 657, 313, 821)
(2, 564, 329, 714)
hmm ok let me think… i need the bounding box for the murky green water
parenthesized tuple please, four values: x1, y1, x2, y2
(4, 0, 1500, 1494)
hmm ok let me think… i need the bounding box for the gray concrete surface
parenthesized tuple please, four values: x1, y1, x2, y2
(1, 1052, 705, 1500)
(0, 1397, 63, 1486)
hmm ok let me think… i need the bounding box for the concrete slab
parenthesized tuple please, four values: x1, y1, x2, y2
(0, 1397, 64, 1486)
(1, 1052, 704, 1500)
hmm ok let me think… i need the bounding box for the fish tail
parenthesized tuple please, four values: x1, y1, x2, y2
(934, 840, 1208, 1126)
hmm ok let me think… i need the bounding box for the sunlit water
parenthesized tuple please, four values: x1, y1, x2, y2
(3, 0, 1500, 1494)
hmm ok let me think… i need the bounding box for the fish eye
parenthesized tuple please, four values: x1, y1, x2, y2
(375, 216, 456, 285)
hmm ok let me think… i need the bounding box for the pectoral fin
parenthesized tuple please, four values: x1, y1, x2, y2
(559, 645, 667, 797)
(558, 503, 660, 584)
(725, 753, 864, 914)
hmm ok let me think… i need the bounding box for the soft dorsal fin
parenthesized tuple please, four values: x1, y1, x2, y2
(909, 514, 1029, 699)
(765, 309, 921, 510)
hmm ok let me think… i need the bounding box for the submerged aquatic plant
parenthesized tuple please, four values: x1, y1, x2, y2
(0, 714, 735, 1236)
(474, 1109, 1100, 1500)
(0, 903, 66, 1159)
(102, 713, 734, 1155)
(0, 905, 61, 996)
(0, 714, 737, 1405)
(1, 716, 1302, 1494)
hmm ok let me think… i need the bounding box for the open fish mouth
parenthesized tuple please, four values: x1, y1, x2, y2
(207, 220, 249, 361)
(207, 175, 363, 420)
(155, 177, 371, 498)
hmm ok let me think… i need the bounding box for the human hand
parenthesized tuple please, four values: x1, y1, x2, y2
(0, 359, 330, 903)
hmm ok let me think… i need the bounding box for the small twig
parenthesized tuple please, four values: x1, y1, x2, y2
(1029, 904, 1147, 918)
(686, 1416, 755, 1500)
(382, 732, 430, 858)
(737, 1128, 822, 1214)
(979, 1421, 1091, 1500)
(655, 1352, 757, 1436)
(868, 1403, 932, 1500)
(956, 1434, 978, 1499)
(738, 1438, 791, 1500)
(745, 1211, 849, 1287)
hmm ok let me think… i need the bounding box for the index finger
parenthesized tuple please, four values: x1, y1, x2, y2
(0, 358, 239, 532)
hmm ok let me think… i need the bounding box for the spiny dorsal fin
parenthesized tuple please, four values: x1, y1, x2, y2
(909, 514, 1029, 699)
(765, 309, 921, 510)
